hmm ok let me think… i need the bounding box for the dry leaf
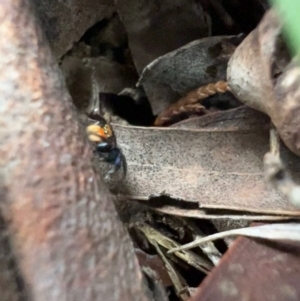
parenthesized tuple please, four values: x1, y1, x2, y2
(115, 0, 209, 114)
(189, 234, 300, 301)
(107, 124, 300, 215)
(171, 106, 270, 131)
(138, 35, 242, 95)
(115, 0, 209, 74)
(153, 243, 190, 301)
(139, 224, 213, 273)
(227, 9, 300, 156)
(34, 0, 115, 58)
(147, 205, 295, 221)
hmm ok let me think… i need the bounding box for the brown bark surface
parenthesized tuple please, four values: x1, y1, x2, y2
(0, 1, 148, 301)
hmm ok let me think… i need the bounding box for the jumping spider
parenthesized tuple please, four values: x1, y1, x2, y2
(86, 104, 126, 180)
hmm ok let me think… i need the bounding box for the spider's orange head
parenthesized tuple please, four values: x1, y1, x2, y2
(86, 124, 113, 142)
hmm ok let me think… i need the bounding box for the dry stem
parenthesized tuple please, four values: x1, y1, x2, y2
(154, 81, 230, 126)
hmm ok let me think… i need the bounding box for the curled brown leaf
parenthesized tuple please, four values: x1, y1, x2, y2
(227, 9, 300, 156)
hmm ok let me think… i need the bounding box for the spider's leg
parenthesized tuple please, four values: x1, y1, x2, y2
(103, 148, 124, 179)
(86, 68, 103, 122)
(95, 151, 109, 161)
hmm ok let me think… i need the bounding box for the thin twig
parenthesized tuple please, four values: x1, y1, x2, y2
(154, 81, 230, 126)
(182, 220, 222, 266)
(168, 223, 300, 253)
(168, 230, 238, 254)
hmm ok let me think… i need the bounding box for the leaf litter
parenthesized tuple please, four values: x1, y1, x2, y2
(67, 2, 300, 300)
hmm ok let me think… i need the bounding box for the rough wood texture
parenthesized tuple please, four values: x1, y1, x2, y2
(0, 1, 148, 301)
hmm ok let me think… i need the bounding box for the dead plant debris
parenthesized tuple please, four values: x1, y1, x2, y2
(22, 1, 300, 301)
(154, 81, 230, 126)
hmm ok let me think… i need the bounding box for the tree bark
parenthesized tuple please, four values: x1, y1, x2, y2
(0, 1, 148, 301)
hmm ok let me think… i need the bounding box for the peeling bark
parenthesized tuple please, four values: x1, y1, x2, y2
(0, 1, 148, 301)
